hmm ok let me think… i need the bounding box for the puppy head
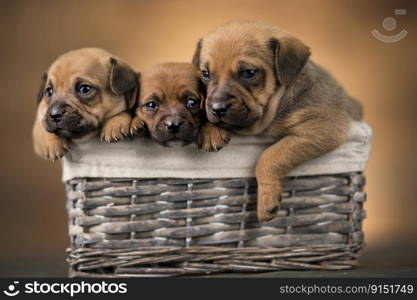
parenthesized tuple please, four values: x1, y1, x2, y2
(36, 48, 138, 139)
(193, 20, 310, 129)
(136, 63, 205, 147)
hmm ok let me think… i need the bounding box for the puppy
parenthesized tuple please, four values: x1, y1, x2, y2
(193, 20, 363, 221)
(33, 48, 139, 160)
(130, 62, 230, 150)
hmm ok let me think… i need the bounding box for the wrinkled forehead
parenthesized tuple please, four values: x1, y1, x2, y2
(141, 68, 200, 96)
(48, 55, 109, 88)
(200, 33, 272, 71)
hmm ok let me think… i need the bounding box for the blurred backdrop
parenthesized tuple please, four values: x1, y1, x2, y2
(0, 0, 416, 276)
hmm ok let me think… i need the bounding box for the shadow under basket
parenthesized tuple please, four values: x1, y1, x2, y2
(66, 173, 366, 277)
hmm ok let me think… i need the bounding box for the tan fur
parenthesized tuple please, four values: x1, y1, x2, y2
(101, 112, 132, 142)
(33, 48, 138, 160)
(130, 63, 230, 150)
(33, 100, 70, 160)
(193, 20, 363, 221)
(198, 122, 231, 152)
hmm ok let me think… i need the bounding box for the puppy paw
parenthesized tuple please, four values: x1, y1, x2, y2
(257, 183, 281, 222)
(130, 115, 147, 137)
(101, 113, 131, 143)
(34, 135, 69, 161)
(197, 123, 231, 152)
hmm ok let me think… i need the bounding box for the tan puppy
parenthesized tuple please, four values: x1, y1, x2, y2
(33, 48, 138, 160)
(193, 21, 363, 221)
(130, 62, 230, 150)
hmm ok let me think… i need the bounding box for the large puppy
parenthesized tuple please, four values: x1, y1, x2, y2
(33, 48, 138, 160)
(130, 62, 229, 150)
(193, 21, 363, 221)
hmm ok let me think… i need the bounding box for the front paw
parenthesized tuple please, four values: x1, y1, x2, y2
(130, 115, 146, 137)
(257, 183, 281, 222)
(101, 115, 130, 143)
(35, 136, 69, 161)
(197, 123, 231, 152)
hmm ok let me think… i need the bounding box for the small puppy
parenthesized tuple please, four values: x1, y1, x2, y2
(33, 48, 138, 160)
(130, 62, 229, 150)
(193, 21, 363, 221)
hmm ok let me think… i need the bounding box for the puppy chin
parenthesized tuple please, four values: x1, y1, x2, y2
(53, 128, 74, 138)
(54, 128, 91, 139)
(45, 122, 96, 140)
(70, 130, 99, 143)
(207, 111, 257, 129)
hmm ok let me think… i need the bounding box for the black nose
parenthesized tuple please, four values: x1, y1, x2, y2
(165, 120, 183, 134)
(49, 106, 66, 123)
(211, 102, 231, 116)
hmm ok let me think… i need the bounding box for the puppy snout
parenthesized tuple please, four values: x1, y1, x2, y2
(165, 119, 183, 134)
(210, 90, 232, 116)
(211, 102, 231, 117)
(49, 104, 67, 123)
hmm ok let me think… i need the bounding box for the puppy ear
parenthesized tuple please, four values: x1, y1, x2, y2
(36, 72, 47, 105)
(129, 72, 141, 109)
(270, 36, 310, 86)
(109, 57, 139, 109)
(192, 39, 202, 67)
(124, 72, 141, 110)
(198, 79, 207, 110)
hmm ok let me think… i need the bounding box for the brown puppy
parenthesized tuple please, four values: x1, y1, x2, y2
(33, 48, 138, 160)
(193, 20, 363, 221)
(130, 62, 229, 150)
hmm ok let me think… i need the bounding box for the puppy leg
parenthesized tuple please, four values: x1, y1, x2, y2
(101, 112, 132, 142)
(255, 110, 349, 221)
(33, 101, 69, 160)
(130, 114, 147, 137)
(197, 122, 231, 152)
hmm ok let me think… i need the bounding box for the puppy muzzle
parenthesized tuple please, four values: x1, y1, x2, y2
(45, 103, 95, 139)
(206, 97, 257, 128)
(151, 117, 198, 147)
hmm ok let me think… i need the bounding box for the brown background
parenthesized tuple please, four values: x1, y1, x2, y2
(0, 0, 416, 276)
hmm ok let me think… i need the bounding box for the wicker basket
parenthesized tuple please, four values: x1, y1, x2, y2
(64, 122, 371, 277)
(66, 173, 365, 277)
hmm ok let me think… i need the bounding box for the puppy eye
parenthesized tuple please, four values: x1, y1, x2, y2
(78, 84, 94, 95)
(201, 70, 210, 81)
(186, 97, 199, 109)
(241, 69, 257, 80)
(45, 86, 53, 97)
(144, 101, 158, 110)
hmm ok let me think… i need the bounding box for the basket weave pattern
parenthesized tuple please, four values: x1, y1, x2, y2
(66, 173, 365, 277)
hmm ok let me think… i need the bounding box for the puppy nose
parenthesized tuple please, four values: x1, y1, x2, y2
(211, 102, 231, 116)
(49, 106, 66, 123)
(165, 120, 183, 134)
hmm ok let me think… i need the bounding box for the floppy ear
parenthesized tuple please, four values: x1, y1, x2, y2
(36, 72, 47, 105)
(124, 72, 140, 110)
(269, 36, 310, 86)
(198, 79, 207, 110)
(109, 57, 139, 109)
(129, 72, 141, 109)
(192, 39, 202, 68)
